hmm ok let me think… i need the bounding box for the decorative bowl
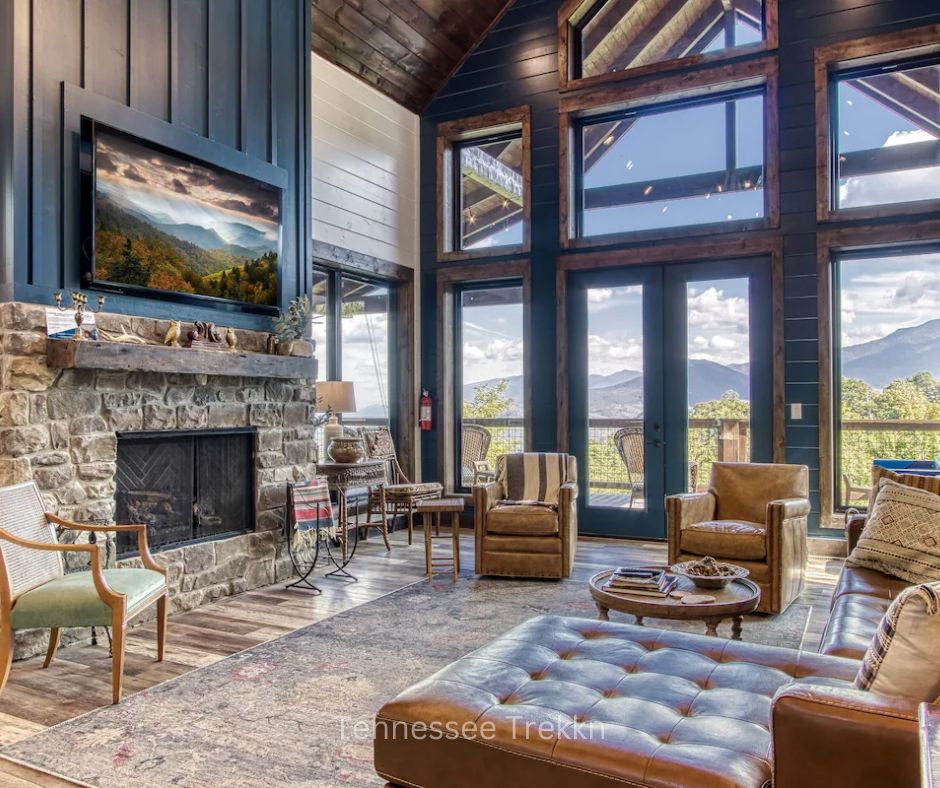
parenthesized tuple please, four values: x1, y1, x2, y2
(327, 436, 364, 464)
(670, 557, 749, 589)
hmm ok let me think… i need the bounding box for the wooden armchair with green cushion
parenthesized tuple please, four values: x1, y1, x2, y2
(0, 482, 168, 704)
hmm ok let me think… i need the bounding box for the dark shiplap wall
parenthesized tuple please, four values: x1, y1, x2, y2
(0, 0, 311, 329)
(420, 0, 940, 535)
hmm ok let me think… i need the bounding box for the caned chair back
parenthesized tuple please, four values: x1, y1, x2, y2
(613, 427, 644, 479)
(461, 424, 492, 481)
(360, 426, 409, 484)
(0, 482, 63, 599)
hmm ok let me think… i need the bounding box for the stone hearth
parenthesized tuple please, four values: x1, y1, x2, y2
(0, 303, 319, 658)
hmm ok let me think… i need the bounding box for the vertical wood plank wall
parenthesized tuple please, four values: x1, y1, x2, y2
(419, 0, 940, 536)
(1, 0, 311, 329)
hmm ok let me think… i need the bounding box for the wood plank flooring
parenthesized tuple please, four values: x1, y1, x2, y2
(0, 531, 844, 786)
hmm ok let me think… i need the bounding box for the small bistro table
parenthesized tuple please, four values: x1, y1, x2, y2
(416, 498, 464, 582)
(588, 567, 761, 640)
(315, 459, 388, 563)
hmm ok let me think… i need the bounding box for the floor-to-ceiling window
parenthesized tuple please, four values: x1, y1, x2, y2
(313, 266, 396, 456)
(834, 248, 940, 509)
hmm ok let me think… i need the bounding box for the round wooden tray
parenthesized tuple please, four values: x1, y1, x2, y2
(588, 565, 761, 639)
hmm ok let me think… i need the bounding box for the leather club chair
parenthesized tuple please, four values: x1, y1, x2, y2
(667, 461, 810, 614)
(473, 453, 577, 579)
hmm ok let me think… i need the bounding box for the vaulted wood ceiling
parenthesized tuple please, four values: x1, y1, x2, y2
(312, 0, 513, 112)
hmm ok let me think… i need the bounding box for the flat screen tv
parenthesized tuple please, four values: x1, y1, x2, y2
(80, 119, 282, 315)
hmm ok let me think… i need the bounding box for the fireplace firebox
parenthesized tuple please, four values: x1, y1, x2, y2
(115, 428, 256, 556)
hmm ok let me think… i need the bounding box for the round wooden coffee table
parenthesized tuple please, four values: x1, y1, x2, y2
(589, 567, 761, 640)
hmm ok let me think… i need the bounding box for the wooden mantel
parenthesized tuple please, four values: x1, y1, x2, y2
(46, 339, 318, 381)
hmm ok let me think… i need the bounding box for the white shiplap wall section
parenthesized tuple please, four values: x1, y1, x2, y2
(311, 54, 419, 268)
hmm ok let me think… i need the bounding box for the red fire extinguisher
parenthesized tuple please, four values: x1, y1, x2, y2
(419, 389, 433, 431)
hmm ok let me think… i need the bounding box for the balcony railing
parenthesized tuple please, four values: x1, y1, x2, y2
(839, 419, 940, 507)
(461, 417, 750, 502)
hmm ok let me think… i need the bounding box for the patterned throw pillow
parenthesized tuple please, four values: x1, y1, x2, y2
(854, 582, 940, 701)
(869, 465, 940, 509)
(847, 478, 940, 583)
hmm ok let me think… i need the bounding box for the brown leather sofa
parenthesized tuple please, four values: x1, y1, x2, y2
(473, 455, 578, 579)
(667, 462, 810, 614)
(375, 518, 922, 788)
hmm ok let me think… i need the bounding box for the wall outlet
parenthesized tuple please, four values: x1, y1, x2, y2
(790, 403, 802, 420)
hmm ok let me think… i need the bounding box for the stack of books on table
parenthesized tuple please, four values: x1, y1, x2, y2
(602, 568, 678, 598)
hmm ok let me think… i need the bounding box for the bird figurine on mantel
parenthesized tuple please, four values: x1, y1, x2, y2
(163, 320, 181, 348)
(225, 327, 238, 352)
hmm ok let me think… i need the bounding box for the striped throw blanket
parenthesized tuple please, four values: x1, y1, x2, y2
(496, 453, 571, 506)
(289, 479, 335, 537)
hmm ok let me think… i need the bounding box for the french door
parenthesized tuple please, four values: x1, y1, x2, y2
(567, 257, 773, 539)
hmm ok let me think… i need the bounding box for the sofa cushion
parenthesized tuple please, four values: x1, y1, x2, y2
(854, 583, 940, 701)
(831, 564, 911, 604)
(486, 504, 559, 536)
(848, 479, 940, 584)
(679, 520, 767, 560)
(11, 568, 166, 629)
(820, 592, 893, 660)
(375, 615, 858, 788)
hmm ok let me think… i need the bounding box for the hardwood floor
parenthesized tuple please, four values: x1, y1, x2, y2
(0, 530, 844, 786)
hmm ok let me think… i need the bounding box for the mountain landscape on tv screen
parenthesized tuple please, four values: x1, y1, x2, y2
(93, 129, 279, 306)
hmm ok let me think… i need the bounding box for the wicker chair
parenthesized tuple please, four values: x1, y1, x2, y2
(461, 424, 493, 486)
(360, 426, 442, 545)
(613, 427, 700, 504)
(613, 427, 645, 508)
(0, 482, 169, 704)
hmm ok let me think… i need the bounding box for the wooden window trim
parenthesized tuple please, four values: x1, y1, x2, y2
(436, 107, 532, 263)
(817, 220, 940, 527)
(436, 260, 533, 495)
(815, 24, 940, 224)
(311, 240, 417, 480)
(555, 234, 785, 466)
(557, 0, 778, 93)
(559, 56, 779, 250)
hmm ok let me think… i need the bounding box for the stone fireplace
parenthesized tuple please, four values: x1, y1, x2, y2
(0, 302, 319, 659)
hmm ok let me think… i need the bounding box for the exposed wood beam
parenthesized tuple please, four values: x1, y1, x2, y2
(461, 147, 524, 204)
(839, 138, 940, 178)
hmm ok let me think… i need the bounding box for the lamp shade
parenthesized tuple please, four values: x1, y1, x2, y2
(316, 381, 356, 414)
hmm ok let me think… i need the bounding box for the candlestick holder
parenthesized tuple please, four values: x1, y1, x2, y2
(53, 291, 105, 341)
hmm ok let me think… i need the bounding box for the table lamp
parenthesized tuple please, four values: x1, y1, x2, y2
(316, 381, 357, 445)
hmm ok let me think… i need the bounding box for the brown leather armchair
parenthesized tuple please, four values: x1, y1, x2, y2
(473, 453, 577, 579)
(667, 461, 810, 614)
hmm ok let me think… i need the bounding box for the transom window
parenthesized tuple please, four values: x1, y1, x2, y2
(834, 248, 940, 510)
(573, 0, 765, 81)
(575, 88, 765, 238)
(831, 55, 940, 212)
(454, 131, 524, 251)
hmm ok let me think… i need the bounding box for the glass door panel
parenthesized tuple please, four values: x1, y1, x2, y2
(686, 277, 751, 492)
(587, 285, 647, 510)
(568, 267, 665, 539)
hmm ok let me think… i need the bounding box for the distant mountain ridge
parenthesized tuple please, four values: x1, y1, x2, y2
(465, 359, 749, 418)
(842, 318, 940, 389)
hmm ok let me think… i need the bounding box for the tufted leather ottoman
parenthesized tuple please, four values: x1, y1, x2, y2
(375, 615, 860, 788)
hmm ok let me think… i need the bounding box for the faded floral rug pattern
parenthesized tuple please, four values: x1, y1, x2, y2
(2, 574, 811, 788)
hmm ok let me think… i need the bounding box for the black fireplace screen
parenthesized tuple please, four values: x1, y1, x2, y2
(115, 429, 255, 556)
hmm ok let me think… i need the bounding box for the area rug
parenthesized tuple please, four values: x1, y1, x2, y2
(2, 573, 812, 788)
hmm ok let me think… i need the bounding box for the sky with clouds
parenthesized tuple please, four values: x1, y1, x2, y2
(96, 129, 280, 247)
